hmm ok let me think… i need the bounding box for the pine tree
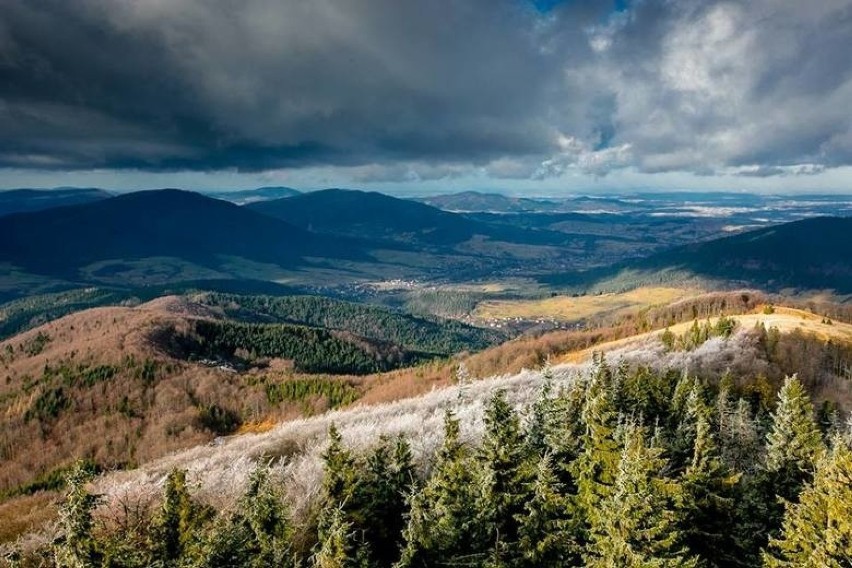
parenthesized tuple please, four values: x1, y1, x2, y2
(476, 390, 533, 551)
(397, 412, 479, 567)
(585, 425, 697, 568)
(573, 366, 620, 519)
(240, 463, 291, 567)
(765, 376, 824, 498)
(322, 424, 358, 508)
(516, 455, 583, 567)
(313, 507, 356, 568)
(681, 412, 741, 566)
(151, 468, 209, 566)
(764, 438, 852, 567)
(355, 436, 415, 566)
(54, 462, 101, 568)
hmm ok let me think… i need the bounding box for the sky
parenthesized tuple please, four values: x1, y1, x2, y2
(1, 0, 851, 195)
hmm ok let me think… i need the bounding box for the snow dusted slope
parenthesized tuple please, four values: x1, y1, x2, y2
(95, 326, 785, 519)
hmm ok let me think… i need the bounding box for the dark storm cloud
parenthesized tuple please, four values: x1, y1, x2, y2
(0, 0, 850, 177)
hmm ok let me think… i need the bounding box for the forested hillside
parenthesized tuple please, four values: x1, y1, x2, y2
(10, 364, 851, 566)
(197, 293, 504, 354)
(546, 216, 852, 294)
(162, 318, 427, 375)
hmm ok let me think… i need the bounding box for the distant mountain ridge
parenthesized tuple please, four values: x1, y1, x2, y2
(0, 187, 112, 217)
(0, 189, 364, 289)
(247, 188, 579, 248)
(547, 216, 852, 293)
(413, 191, 563, 213)
(204, 186, 301, 204)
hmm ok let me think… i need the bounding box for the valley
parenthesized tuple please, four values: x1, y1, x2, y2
(0, 187, 850, 565)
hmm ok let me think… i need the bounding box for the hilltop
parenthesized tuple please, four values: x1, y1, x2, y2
(545, 216, 852, 294)
(0, 292, 502, 496)
(0, 188, 111, 217)
(247, 188, 579, 248)
(0, 189, 366, 296)
(204, 186, 301, 205)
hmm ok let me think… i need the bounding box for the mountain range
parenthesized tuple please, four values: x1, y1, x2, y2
(0, 187, 849, 300)
(547, 216, 852, 294)
(0, 189, 364, 296)
(0, 187, 112, 217)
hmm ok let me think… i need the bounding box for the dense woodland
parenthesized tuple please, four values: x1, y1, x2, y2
(167, 320, 427, 375)
(9, 361, 851, 567)
(199, 293, 502, 355)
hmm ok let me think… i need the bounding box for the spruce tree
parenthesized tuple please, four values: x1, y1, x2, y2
(573, 366, 620, 519)
(525, 369, 556, 457)
(476, 389, 533, 551)
(313, 507, 356, 568)
(547, 381, 587, 487)
(516, 455, 582, 567)
(737, 376, 824, 563)
(240, 464, 291, 567)
(322, 424, 358, 508)
(765, 376, 824, 477)
(681, 413, 741, 566)
(356, 436, 415, 566)
(585, 424, 697, 568)
(54, 462, 101, 568)
(152, 468, 204, 566)
(397, 412, 478, 567)
(720, 398, 761, 474)
(671, 382, 711, 472)
(764, 438, 852, 567)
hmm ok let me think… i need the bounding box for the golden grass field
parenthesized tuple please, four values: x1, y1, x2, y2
(558, 305, 852, 364)
(473, 286, 701, 322)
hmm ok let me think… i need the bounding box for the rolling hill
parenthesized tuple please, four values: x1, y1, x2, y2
(545, 216, 852, 294)
(204, 186, 301, 205)
(0, 187, 111, 217)
(246, 188, 580, 248)
(0, 189, 367, 295)
(413, 190, 564, 213)
(0, 291, 502, 498)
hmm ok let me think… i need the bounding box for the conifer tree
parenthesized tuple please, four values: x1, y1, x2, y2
(476, 390, 533, 550)
(765, 376, 823, 471)
(525, 369, 555, 457)
(681, 412, 741, 566)
(151, 468, 205, 565)
(240, 464, 291, 567)
(573, 365, 620, 518)
(322, 424, 358, 508)
(516, 455, 582, 567)
(764, 438, 852, 567)
(397, 412, 478, 568)
(765, 375, 824, 499)
(547, 381, 587, 486)
(313, 507, 356, 568)
(720, 398, 762, 474)
(671, 382, 711, 472)
(356, 436, 415, 566)
(736, 376, 825, 563)
(585, 425, 697, 568)
(55, 462, 101, 568)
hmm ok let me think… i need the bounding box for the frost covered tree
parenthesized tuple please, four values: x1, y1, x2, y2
(396, 412, 478, 567)
(764, 437, 852, 567)
(585, 424, 697, 568)
(54, 463, 101, 568)
(516, 454, 582, 567)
